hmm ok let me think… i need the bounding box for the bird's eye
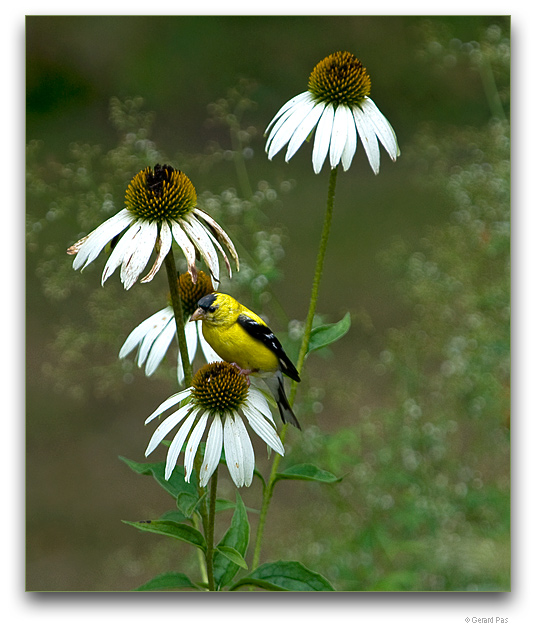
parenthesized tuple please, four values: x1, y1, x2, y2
(208, 306, 217, 313)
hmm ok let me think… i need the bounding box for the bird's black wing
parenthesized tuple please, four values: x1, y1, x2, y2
(237, 314, 300, 382)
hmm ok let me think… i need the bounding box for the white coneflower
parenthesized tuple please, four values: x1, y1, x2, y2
(145, 362, 284, 488)
(119, 271, 221, 383)
(67, 164, 239, 289)
(265, 51, 399, 174)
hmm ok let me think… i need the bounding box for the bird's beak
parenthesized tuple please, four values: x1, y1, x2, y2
(189, 307, 205, 322)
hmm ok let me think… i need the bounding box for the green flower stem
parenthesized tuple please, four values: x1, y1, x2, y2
(252, 166, 339, 570)
(163, 248, 193, 388)
(193, 513, 208, 583)
(205, 467, 218, 591)
(164, 249, 212, 585)
(294, 165, 338, 383)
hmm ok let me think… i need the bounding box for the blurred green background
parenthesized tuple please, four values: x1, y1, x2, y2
(26, 15, 510, 591)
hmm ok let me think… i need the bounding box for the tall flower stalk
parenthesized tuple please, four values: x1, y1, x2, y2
(253, 51, 399, 568)
(252, 166, 338, 568)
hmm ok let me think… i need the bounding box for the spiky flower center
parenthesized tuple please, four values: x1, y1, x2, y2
(177, 270, 214, 319)
(191, 362, 249, 413)
(308, 51, 371, 107)
(125, 164, 197, 221)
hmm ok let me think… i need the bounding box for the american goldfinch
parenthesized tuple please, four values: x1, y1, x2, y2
(190, 292, 301, 429)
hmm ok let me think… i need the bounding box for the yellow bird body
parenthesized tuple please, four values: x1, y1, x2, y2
(190, 292, 301, 428)
(200, 305, 279, 373)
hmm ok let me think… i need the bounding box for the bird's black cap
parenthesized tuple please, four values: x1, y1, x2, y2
(198, 293, 218, 310)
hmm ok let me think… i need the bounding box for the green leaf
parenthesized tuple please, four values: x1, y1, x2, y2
(230, 561, 335, 591)
(119, 456, 198, 502)
(307, 312, 351, 355)
(274, 463, 342, 484)
(213, 492, 249, 590)
(215, 545, 249, 570)
(176, 491, 206, 519)
(134, 571, 200, 591)
(229, 577, 287, 591)
(159, 509, 189, 524)
(123, 519, 206, 552)
(215, 498, 237, 513)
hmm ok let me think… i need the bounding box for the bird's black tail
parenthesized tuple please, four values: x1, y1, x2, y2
(266, 373, 301, 430)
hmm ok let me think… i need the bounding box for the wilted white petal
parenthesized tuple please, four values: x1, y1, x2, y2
(120, 220, 158, 290)
(145, 316, 176, 376)
(242, 403, 284, 456)
(145, 404, 192, 456)
(137, 312, 170, 367)
(184, 410, 210, 482)
(165, 411, 197, 480)
(101, 219, 143, 286)
(360, 97, 400, 160)
(141, 220, 173, 283)
(267, 97, 316, 160)
(202, 223, 232, 277)
(312, 104, 335, 174)
(145, 388, 191, 424)
(200, 416, 223, 487)
(119, 306, 173, 360)
(181, 216, 220, 283)
(353, 104, 380, 175)
(285, 101, 324, 162)
(193, 208, 240, 271)
(70, 209, 134, 271)
(171, 221, 198, 281)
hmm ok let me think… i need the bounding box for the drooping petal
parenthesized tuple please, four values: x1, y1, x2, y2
(141, 220, 173, 283)
(242, 403, 284, 457)
(265, 91, 311, 135)
(177, 321, 201, 384)
(200, 416, 223, 487)
(145, 388, 192, 424)
(145, 403, 192, 456)
(353, 104, 380, 175)
(137, 311, 170, 368)
(101, 219, 143, 286)
(266, 95, 316, 160)
(165, 411, 197, 480)
(312, 103, 335, 174)
(360, 97, 400, 161)
(223, 415, 245, 488)
(246, 387, 276, 424)
(329, 105, 352, 169)
(285, 101, 324, 162)
(340, 110, 358, 171)
(201, 223, 232, 278)
(120, 219, 159, 290)
(181, 216, 220, 283)
(234, 416, 255, 487)
(145, 315, 176, 376)
(118, 306, 173, 360)
(171, 221, 198, 282)
(184, 410, 210, 482)
(69, 209, 134, 271)
(193, 208, 240, 271)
